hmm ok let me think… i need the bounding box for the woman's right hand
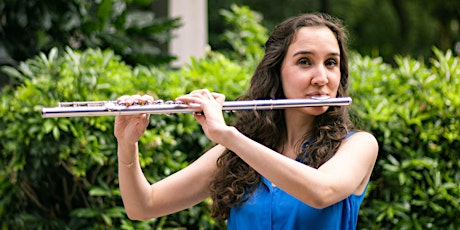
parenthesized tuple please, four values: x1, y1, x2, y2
(114, 94, 153, 145)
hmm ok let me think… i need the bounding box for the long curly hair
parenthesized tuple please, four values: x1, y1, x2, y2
(209, 12, 353, 220)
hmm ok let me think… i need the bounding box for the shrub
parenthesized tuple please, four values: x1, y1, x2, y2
(0, 46, 254, 229)
(0, 0, 179, 66)
(350, 48, 460, 229)
(0, 6, 262, 229)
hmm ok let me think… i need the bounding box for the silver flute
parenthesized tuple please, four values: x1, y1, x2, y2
(41, 96, 352, 118)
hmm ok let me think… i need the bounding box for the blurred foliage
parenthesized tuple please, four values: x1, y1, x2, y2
(2, 0, 458, 70)
(215, 4, 267, 62)
(0, 0, 179, 66)
(0, 47, 235, 229)
(1, 4, 459, 229)
(349, 48, 460, 229)
(0, 7, 259, 229)
(209, 0, 460, 63)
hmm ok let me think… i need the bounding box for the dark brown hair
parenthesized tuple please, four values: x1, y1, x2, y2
(209, 12, 353, 220)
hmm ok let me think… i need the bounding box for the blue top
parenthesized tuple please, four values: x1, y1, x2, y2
(227, 132, 367, 230)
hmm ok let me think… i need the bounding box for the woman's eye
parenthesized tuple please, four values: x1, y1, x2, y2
(326, 59, 338, 67)
(298, 58, 310, 65)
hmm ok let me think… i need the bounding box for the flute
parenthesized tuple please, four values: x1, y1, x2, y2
(41, 96, 352, 118)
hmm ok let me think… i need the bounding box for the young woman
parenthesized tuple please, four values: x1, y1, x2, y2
(114, 12, 378, 229)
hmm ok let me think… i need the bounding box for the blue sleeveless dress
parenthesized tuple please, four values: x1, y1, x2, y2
(227, 132, 367, 230)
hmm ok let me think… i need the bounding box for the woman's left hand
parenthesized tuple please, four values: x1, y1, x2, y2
(176, 89, 230, 143)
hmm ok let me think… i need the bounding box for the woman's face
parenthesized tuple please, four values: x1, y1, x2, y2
(280, 26, 341, 115)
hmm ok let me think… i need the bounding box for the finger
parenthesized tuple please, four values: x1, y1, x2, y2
(193, 111, 206, 124)
(205, 90, 214, 100)
(140, 94, 154, 105)
(117, 94, 154, 107)
(141, 113, 150, 123)
(210, 92, 225, 103)
(131, 94, 142, 101)
(190, 89, 210, 94)
(124, 95, 141, 106)
(176, 93, 206, 104)
(190, 89, 213, 99)
(117, 95, 131, 104)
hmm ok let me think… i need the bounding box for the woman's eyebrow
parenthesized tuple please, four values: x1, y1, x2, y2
(292, 50, 340, 57)
(292, 50, 313, 57)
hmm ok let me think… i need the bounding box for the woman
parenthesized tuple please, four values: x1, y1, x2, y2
(115, 12, 378, 229)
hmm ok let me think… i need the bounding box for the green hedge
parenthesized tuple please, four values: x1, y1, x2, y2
(1, 5, 459, 229)
(0, 46, 255, 229)
(350, 48, 460, 229)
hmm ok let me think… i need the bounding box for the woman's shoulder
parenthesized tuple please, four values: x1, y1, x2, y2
(347, 130, 376, 139)
(345, 130, 379, 149)
(345, 130, 379, 150)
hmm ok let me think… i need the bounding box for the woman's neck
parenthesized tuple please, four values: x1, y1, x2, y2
(283, 109, 315, 156)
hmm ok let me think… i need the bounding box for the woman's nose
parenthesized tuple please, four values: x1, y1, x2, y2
(311, 65, 329, 86)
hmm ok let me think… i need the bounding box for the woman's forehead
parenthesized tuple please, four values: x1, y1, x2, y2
(288, 26, 340, 54)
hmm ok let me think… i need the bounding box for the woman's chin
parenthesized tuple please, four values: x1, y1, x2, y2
(307, 106, 329, 116)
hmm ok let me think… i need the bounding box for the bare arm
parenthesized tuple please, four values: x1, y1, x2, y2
(176, 90, 378, 209)
(220, 129, 378, 208)
(114, 100, 224, 220)
(117, 139, 223, 220)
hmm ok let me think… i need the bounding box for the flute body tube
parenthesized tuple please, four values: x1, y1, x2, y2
(41, 97, 352, 118)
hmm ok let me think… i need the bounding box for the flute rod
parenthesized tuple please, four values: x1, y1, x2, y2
(41, 97, 352, 118)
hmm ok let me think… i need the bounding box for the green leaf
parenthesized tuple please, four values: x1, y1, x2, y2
(89, 187, 111, 197)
